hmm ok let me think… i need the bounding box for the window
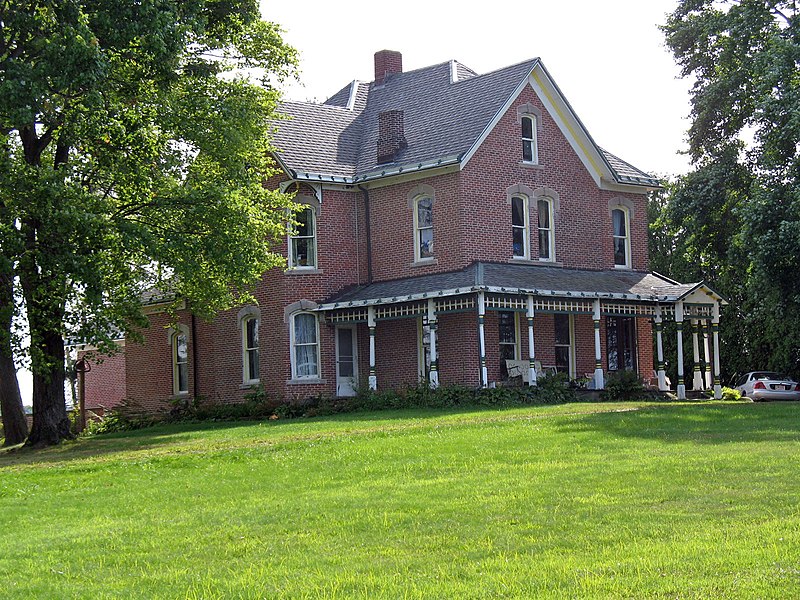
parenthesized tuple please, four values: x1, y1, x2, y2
(612, 207, 630, 268)
(243, 316, 259, 383)
(607, 316, 637, 371)
(172, 332, 189, 395)
(499, 311, 519, 379)
(291, 312, 320, 379)
(554, 314, 574, 377)
(289, 206, 316, 268)
(537, 197, 554, 261)
(522, 115, 538, 164)
(511, 195, 529, 259)
(414, 195, 434, 261)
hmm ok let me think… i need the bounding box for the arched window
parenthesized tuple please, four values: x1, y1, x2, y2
(172, 331, 189, 395)
(537, 197, 554, 261)
(291, 312, 320, 379)
(414, 195, 434, 261)
(612, 207, 631, 268)
(242, 315, 260, 384)
(521, 115, 538, 164)
(289, 205, 317, 268)
(511, 195, 529, 259)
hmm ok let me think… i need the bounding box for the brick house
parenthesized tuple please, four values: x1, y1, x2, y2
(83, 50, 725, 413)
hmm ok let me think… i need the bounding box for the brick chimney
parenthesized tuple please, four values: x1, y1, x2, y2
(374, 50, 402, 86)
(377, 110, 407, 164)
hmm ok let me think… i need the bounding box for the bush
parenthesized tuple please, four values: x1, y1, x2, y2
(719, 386, 742, 402)
(601, 370, 647, 402)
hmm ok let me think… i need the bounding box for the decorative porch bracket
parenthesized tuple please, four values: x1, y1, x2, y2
(427, 298, 439, 389)
(654, 305, 668, 391)
(592, 299, 604, 390)
(675, 301, 686, 400)
(526, 295, 537, 386)
(368, 305, 377, 391)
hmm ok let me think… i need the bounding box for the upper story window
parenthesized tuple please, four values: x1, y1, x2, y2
(414, 195, 434, 261)
(612, 207, 631, 268)
(291, 312, 320, 379)
(521, 115, 538, 164)
(172, 331, 189, 395)
(289, 206, 317, 269)
(242, 316, 260, 384)
(511, 195, 529, 259)
(537, 197, 554, 261)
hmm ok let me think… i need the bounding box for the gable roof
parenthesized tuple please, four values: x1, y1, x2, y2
(271, 55, 660, 188)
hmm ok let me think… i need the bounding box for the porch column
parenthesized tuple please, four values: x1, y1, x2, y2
(675, 301, 686, 400)
(427, 298, 439, 389)
(368, 305, 377, 391)
(526, 295, 537, 386)
(703, 321, 712, 389)
(654, 305, 667, 391)
(477, 291, 488, 387)
(593, 299, 604, 390)
(692, 319, 704, 390)
(712, 302, 722, 399)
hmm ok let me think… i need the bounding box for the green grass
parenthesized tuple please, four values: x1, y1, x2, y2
(1, 401, 799, 598)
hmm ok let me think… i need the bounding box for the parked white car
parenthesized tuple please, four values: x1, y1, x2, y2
(734, 372, 800, 401)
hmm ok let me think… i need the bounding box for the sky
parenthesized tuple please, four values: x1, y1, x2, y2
(16, 0, 694, 407)
(261, 0, 694, 177)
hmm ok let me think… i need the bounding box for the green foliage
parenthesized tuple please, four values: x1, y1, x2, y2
(0, 1, 298, 444)
(601, 370, 647, 402)
(719, 386, 743, 402)
(657, 1, 800, 381)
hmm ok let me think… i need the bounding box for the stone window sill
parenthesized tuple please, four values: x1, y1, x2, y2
(240, 381, 260, 390)
(287, 378, 327, 385)
(410, 258, 438, 268)
(286, 268, 323, 275)
(509, 258, 563, 267)
(520, 161, 544, 170)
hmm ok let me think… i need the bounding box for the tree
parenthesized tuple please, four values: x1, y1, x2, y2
(662, 0, 800, 379)
(0, 1, 297, 446)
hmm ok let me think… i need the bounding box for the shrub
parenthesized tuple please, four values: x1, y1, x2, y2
(719, 386, 742, 402)
(601, 370, 646, 402)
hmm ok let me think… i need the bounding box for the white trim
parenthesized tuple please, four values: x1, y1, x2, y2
(511, 194, 530, 260)
(536, 196, 555, 262)
(290, 311, 321, 380)
(611, 206, 631, 269)
(288, 205, 318, 270)
(412, 192, 435, 262)
(241, 314, 260, 385)
(169, 325, 190, 396)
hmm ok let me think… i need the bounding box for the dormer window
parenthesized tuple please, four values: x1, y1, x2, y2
(522, 115, 538, 164)
(414, 195, 434, 261)
(289, 206, 317, 269)
(537, 197, 554, 261)
(511, 195, 529, 259)
(612, 207, 631, 268)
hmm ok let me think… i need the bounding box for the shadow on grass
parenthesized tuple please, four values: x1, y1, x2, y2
(560, 401, 800, 444)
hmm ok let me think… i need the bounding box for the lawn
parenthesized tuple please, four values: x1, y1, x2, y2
(1, 401, 799, 598)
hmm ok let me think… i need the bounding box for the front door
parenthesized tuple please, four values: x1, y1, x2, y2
(335, 326, 358, 397)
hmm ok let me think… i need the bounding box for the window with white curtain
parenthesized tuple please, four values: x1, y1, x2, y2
(173, 332, 189, 395)
(291, 312, 320, 379)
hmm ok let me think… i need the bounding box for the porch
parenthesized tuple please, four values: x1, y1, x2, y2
(315, 262, 726, 400)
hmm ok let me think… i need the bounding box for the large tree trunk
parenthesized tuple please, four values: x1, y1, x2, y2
(25, 326, 70, 447)
(0, 268, 26, 446)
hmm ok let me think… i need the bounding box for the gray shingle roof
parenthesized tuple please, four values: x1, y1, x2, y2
(272, 56, 659, 187)
(320, 262, 703, 308)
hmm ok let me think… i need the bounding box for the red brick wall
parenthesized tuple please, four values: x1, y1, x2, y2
(121, 77, 660, 406)
(460, 85, 649, 271)
(80, 346, 126, 410)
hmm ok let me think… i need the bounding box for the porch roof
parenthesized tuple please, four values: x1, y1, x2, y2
(316, 262, 723, 310)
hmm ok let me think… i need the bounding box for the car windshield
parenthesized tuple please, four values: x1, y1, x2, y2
(753, 372, 789, 381)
